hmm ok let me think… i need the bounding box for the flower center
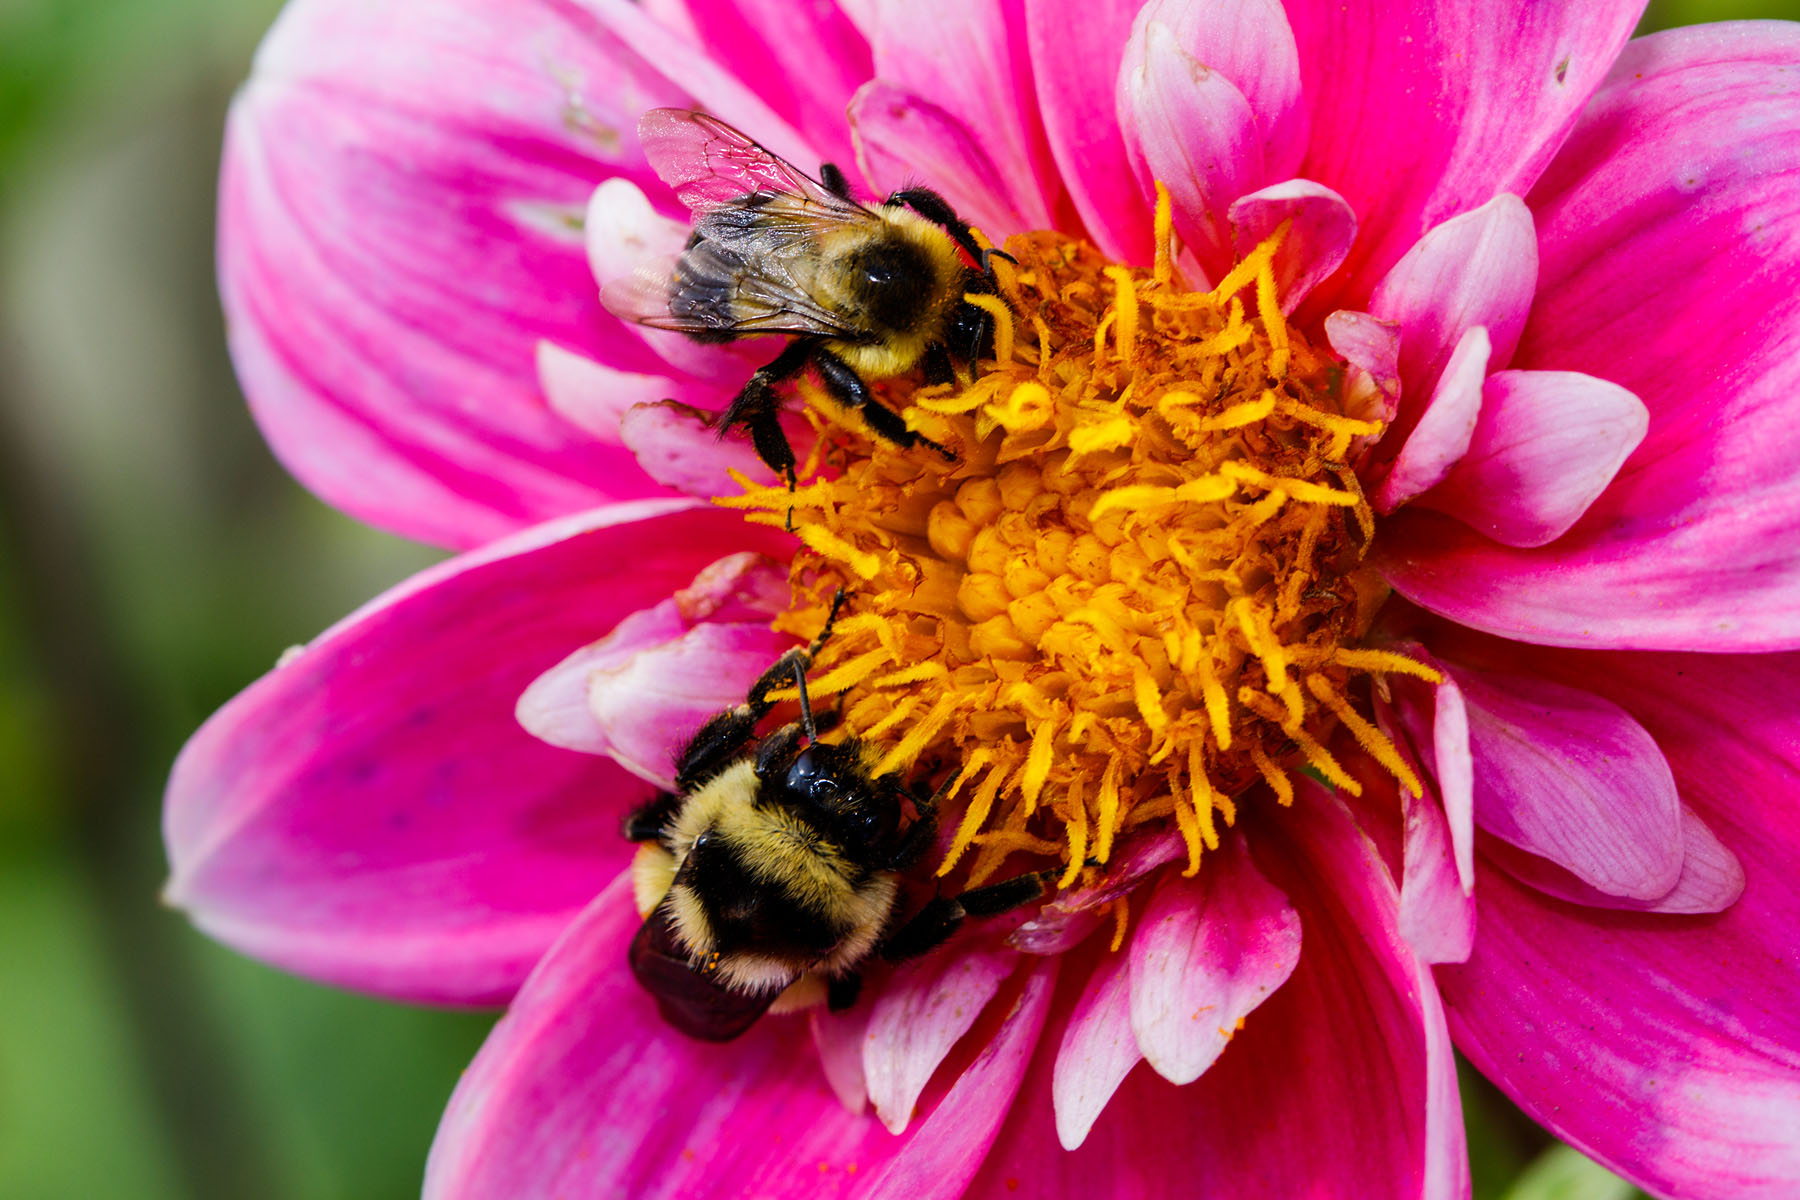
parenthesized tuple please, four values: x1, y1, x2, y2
(724, 193, 1434, 886)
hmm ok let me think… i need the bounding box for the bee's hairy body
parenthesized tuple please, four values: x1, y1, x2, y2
(608, 109, 1011, 488)
(624, 593, 1054, 1042)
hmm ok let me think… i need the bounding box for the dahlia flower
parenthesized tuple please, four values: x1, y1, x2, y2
(167, 0, 1800, 1196)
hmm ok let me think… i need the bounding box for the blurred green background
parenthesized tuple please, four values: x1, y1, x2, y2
(0, 1, 1786, 1197)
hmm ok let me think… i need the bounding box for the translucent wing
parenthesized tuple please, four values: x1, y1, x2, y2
(638, 108, 868, 220)
(601, 191, 879, 341)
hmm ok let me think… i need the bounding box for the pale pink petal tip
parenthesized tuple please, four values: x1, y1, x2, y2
(1368, 194, 1537, 412)
(1128, 833, 1301, 1086)
(1374, 325, 1490, 512)
(1456, 666, 1683, 900)
(1489, 806, 1744, 915)
(1118, 19, 1261, 275)
(536, 341, 663, 446)
(618, 399, 782, 497)
(1421, 369, 1648, 547)
(1324, 309, 1402, 427)
(864, 943, 1018, 1134)
(1051, 950, 1139, 1150)
(1229, 179, 1356, 313)
(519, 559, 792, 789)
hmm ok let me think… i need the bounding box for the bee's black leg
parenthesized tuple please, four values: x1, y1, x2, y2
(812, 347, 954, 462)
(721, 338, 816, 489)
(674, 589, 848, 791)
(819, 162, 854, 201)
(920, 342, 955, 387)
(624, 791, 683, 842)
(827, 972, 863, 1012)
(887, 187, 983, 263)
(878, 869, 1056, 963)
(888, 807, 938, 871)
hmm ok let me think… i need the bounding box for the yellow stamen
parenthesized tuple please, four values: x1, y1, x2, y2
(741, 215, 1431, 888)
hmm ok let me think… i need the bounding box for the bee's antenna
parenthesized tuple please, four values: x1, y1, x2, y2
(793, 658, 818, 742)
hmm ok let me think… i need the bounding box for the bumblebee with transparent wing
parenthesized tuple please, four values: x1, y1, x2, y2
(604, 109, 1010, 486)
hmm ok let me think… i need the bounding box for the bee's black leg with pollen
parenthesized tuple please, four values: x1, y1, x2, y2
(720, 337, 816, 489)
(879, 868, 1057, 963)
(674, 590, 848, 790)
(812, 347, 955, 462)
(624, 791, 683, 842)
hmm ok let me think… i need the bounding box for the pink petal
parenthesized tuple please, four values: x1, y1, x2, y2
(1482, 805, 1744, 915)
(515, 600, 685, 757)
(1367, 194, 1536, 431)
(424, 875, 905, 1199)
(1373, 326, 1490, 512)
(618, 400, 784, 498)
(164, 501, 787, 1004)
(1009, 828, 1184, 954)
(860, 958, 1060, 1200)
(848, 83, 1033, 242)
(1376, 670, 1477, 965)
(1385, 27, 1800, 651)
(1051, 950, 1140, 1150)
(811, 1003, 874, 1116)
(859, 0, 1065, 230)
(1127, 831, 1301, 1086)
(1285, 0, 1642, 310)
(1419, 369, 1648, 548)
(1324, 309, 1403, 426)
(536, 342, 686, 445)
(865, 942, 1020, 1133)
(1454, 665, 1684, 901)
(1381, 647, 1476, 891)
(663, 0, 871, 170)
(969, 788, 1466, 1198)
(1229, 179, 1357, 313)
(1117, 19, 1262, 277)
(1441, 655, 1800, 1197)
(583, 0, 815, 169)
(220, 0, 692, 549)
(1024, 0, 1149, 262)
(584, 179, 763, 385)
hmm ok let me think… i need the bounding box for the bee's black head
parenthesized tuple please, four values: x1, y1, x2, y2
(779, 744, 899, 858)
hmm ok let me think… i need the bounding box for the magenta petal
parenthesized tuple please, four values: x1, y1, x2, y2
(860, 0, 1064, 231)
(1441, 650, 1800, 1198)
(1286, 0, 1641, 310)
(1127, 832, 1302, 1085)
(1118, 18, 1262, 277)
(618, 400, 783, 498)
(861, 958, 1059, 1200)
(1367, 195, 1536, 424)
(1025, 0, 1149, 262)
(219, 0, 692, 549)
(865, 942, 1019, 1133)
(424, 876, 905, 1199)
(1484, 806, 1744, 916)
(1009, 829, 1184, 954)
(970, 788, 1466, 1198)
(1229, 179, 1357, 313)
(664, 0, 871, 169)
(165, 502, 785, 1004)
(1388, 28, 1800, 651)
(849, 83, 1032, 242)
(1374, 326, 1490, 512)
(1051, 950, 1140, 1151)
(1454, 666, 1683, 900)
(1421, 369, 1648, 548)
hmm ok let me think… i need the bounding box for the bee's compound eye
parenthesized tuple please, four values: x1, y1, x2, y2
(785, 749, 840, 806)
(864, 263, 893, 286)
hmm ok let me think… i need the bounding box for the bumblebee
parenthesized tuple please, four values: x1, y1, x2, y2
(604, 108, 1009, 486)
(625, 593, 1049, 1041)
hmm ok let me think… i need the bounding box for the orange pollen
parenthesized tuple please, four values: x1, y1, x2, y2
(723, 192, 1435, 886)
